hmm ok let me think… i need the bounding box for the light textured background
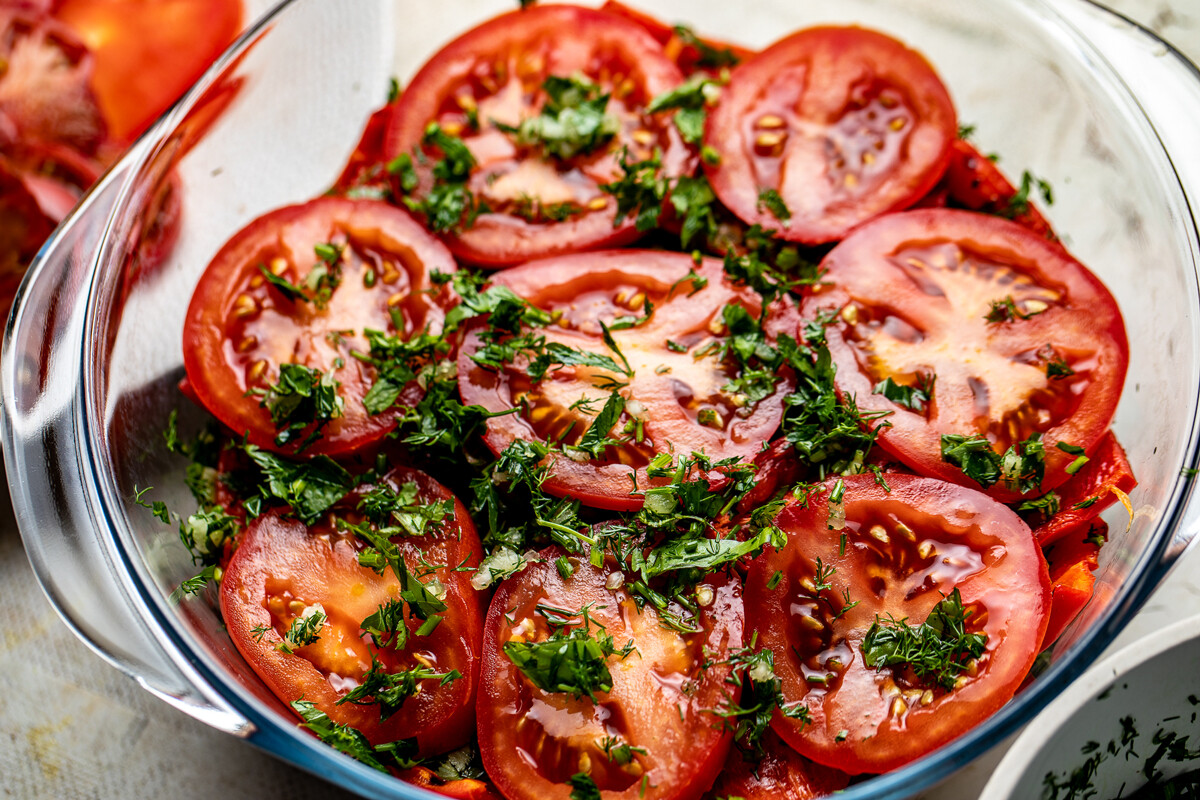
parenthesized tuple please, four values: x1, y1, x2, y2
(1, 2, 1198, 799)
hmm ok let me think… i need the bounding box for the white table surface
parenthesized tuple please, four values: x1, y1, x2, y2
(1, 2, 1198, 799)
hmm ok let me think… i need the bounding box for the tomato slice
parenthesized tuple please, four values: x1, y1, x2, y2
(182, 197, 457, 457)
(703, 729, 850, 799)
(939, 140, 1056, 241)
(383, 4, 692, 267)
(220, 465, 486, 756)
(1030, 431, 1136, 547)
(745, 474, 1050, 774)
(456, 250, 796, 511)
(703, 26, 956, 244)
(477, 548, 743, 800)
(803, 209, 1128, 502)
(1040, 520, 1104, 650)
(52, 0, 242, 143)
(395, 767, 504, 800)
(0, 6, 106, 153)
(598, 1, 756, 76)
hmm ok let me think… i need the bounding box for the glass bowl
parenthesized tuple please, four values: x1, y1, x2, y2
(6, 1, 1200, 798)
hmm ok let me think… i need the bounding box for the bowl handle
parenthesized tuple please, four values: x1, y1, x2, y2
(0, 145, 255, 738)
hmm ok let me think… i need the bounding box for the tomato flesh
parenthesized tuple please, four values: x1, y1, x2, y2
(704, 729, 850, 799)
(803, 209, 1128, 501)
(384, 4, 691, 266)
(457, 250, 796, 510)
(53, 0, 242, 143)
(1040, 520, 1104, 649)
(478, 549, 742, 800)
(745, 474, 1050, 774)
(703, 26, 956, 244)
(182, 197, 458, 457)
(220, 466, 486, 756)
(1031, 431, 1136, 547)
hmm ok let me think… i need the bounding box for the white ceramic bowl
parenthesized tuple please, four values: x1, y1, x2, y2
(981, 613, 1200, 799)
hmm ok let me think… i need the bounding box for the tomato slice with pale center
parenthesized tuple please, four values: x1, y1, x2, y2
(745, 474, 1050, 774)
(457, 250, 796, 511)
(478, 549, 743, 800)
(703, 26, 956, 244)
(803, 208, 1128, 501)
(182, 197, 457, 457)
(220, 465, 486, 756)
(384, 4, 691, 267)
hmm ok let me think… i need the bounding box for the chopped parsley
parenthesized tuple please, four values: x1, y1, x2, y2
(399, 123, 489, 232)
(872, 374, 935, 413)
(940, 432, 1047, 494)
(647, 73, 721, 145)
(756, 188, 791, 224)
(985, 295, 1043, 323)
(291, 699, 419, 772)
(250, 362, 344, 452)
(861, 588, 987, 691)
(337, 656, 462, 720)
(672, 24, 740, 69)
(503, 606, 634, 702)
(495, 74, 620, 160)
(706, 643, 811, 753)
(1005, 169, 1054, 218)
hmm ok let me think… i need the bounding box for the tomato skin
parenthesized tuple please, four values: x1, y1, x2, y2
(940, 140, 1056, 241)
(383, 4, 692, 267)
(52, 0, 242, 143)
(703, 26, 956, 244)
(803, 209, 1129, 502)
(477, 548, 742, 800)
(456, 250, 796, 511)
(1031, 431, 1136, 547)
(220, 466, 486, 756)
(703, 729, 850, 800)
(1040, 521, 1104, 649)
(745, 474, 1050, 774)
(395, 767, 504, 800)
(598, 0, 756, 76)
(182, 197, 457, 458)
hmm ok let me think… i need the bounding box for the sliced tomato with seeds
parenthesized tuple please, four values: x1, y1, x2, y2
(182, 197, 457, 457)
(703, 729, 850, 800)
(1030, 431, 1136, 547)
(383, 4, 692, 267)
(802, 209, 1128, 502)
(745, 474, 1050, 774)
(457, 250, 796, 511)
(220, 465, 486, 757)
(703, 26, 956, 244)
(477, 548, 743, 800)
(1040, 520, 1104, 650)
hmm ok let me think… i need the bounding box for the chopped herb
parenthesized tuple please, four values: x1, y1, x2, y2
(337, 656, 462, 720)
(1018, 491, 1061, 517)
(1056, 441, 1086, 456)
(601, 148, 668, 233)
(239, 444, 354, 523)
(985, 295, 1043, 323)
(495, 74, 619, 160)
(872, 374, 935, 413)
(400, 123, 488, 232)
(168, 564, 219, 603)
(250, 362, 344, 452)
(1005, 170, 1054, 218)
(572, 391, 626, 460)
(941, 432, 1046, 493)
(360, 598, 407, 650)
(647, 74, 721, 145)
(756, 188, 791, 224)
(672, 24, 740, 69)
(957, 123, 976, 140)
(1038, 344, 1075, 379)
(862, 588, 987, 690)
(1065, 456, 1090, 475)
(358, 481, 454, 538)
(276, 605, 327, 654)
(567, 773, 602, 800)
(706, 645, 810, 753)
(503, 608, 634, 702)
(291, 699, 389, 772)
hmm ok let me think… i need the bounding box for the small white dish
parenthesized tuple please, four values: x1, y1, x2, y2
(981, 613, 1200, 800)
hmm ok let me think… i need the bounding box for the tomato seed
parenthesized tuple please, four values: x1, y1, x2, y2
(232, 293, 258, 318)
(587, 197, 608, 210)
(756, 114, 785, 130)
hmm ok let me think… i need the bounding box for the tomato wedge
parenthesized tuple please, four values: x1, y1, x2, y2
(703, 26, 956, 244)
(52, 0, 242, 143)
(383, 4, 691, 267)
(182, 197, 457, 457)
(745, 474, 1050, 774)
(477, 548, 743, 800)
(704, 729, 850, 799)
(1040, 520, 1104, 649)
(1030, 431, 1136, 547)
(456, 250, 796, 511)
(803, 209, 1128, 502)
(220, 465, 486, 756)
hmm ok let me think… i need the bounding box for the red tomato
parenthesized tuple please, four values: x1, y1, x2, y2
(456, 250, 796, 511)
(395, 767, 504, 800)
(745, 474, 1050, 774)
(939, 140, 1056, 241)
(477, 548, 743, 800)
(598, 1, 756, 76)
(333, 100, 398, 199)
(703, 26, 956, 244)
(383, 4, 692, 267)
(802, 209, 1128, 502)
(182, 197, 458, 457)
(1040, 520, 1104, 649)
(0, 6, 106, 154)
(1031, 431, 1136, 547)
(220, 465, 486, 756)
(704, 729, 850, 800)
(52, 0, 242, 143)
